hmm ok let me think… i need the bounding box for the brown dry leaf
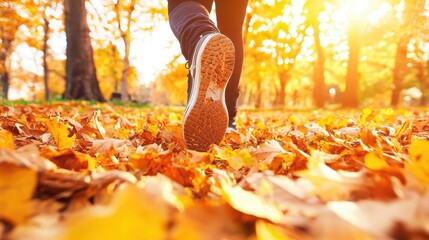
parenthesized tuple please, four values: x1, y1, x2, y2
(0, 145, 57, 172)
(250, 140, 287, 165)
(296, 150, 364, 201)
(93, 109, 107, 139)
(0, 163, 37, 224)
(171, 202, 245, 240)
(129, 147, 209, 190)
(186, 149, 213, 166)
(90, 139, 132, 156)
(40, 146, 96, 170)
(245, 172, 321, 213)
(311, 206, 376, 240)
(46, 117, 76, 151)
(326, 192, 429, 238)
(2, 103, 429, 239)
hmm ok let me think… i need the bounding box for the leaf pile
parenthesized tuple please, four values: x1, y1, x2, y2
(1, 102, 429, 239)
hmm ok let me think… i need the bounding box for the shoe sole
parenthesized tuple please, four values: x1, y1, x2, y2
(183, 34, 235, 151)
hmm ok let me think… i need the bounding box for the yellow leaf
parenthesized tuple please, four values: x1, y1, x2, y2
(46, 117, 76, 151)
(0, 163, 37, 224)
(364, 152, 388, 170)
(0, 130, 14, 150)
(256, 220, 291, 240)
(221, 183, 284, 223)
(59, 185, 168, 240)
(406, 140, 429, 185)
(213, 147, 255, 170)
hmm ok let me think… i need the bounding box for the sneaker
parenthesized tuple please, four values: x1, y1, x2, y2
(183, 33, 235, 151)
(226, 121, 238, 134)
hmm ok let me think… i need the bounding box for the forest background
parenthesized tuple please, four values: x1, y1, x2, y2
(0, 0, 428, 108)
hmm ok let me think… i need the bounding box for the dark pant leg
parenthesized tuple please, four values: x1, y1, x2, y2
(215, 0, 248, 123)
(167, 0, 217, 61)
(168, 0, 217, 101)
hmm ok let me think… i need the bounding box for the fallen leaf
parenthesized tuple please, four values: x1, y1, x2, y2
(250, 140, 287, 165)
(256, 220, 297, 240)
(220, 183, 284, 223)
(296, 150, 365, 201)
(172, 202, 245, 240)
(406, 139, 429, 185)
(364, 152, 389, 170)
(0, 163, 37, 224)
(213, 146, 255, 170)
(46, 117, 76, 151)
(90, 139, 132, 156)
(40, 147, 96, 171)
(58, 184, 169, 240)
(0, 130, 14, 149)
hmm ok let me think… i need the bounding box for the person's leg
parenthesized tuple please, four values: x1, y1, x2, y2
(168, 0, 216, 61)
(168, 0, 217, 100)
(215, 0, 248, 127)
(168, 0, 235, 151)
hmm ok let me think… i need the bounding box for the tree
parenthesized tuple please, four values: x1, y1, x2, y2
(272, 1, 306, 107)
(37, 0, 61, 101)
(391, 0, 426, 106)
(304, 0, 327, 107)
(241, 1, 275, 108)
(156, 54, 188, 105)
(22, 0, 63, 101)
(87, 0, 166, 102)
(242, 0, 306, 107)
(113, 0, 137, 102)
(0, 1, 27, 99)
(342, 2, 366, 107)
(63, 0, 105, 101)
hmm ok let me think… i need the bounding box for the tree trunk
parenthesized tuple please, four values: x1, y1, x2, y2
(114, 0, 136, 102)
(120, 39, 130, 102)
(0, 38, 12, 100)
(343, 21, 361, 108)
(391, 35, 410, 106)
(63, 0, 105, 101)
(390, 0, 424, 106)
(0, 72, 9, 100)
(277, 70, 288, 107)
(43, 17, 50, 101)
(312, 25, 326, 108)
(419, 59, 428, 106)
(255, 79, 262, 108)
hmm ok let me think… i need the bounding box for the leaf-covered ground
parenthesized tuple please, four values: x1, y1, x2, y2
(1, 102, 429, 239)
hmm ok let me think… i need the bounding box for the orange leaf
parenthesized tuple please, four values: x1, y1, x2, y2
(172, 202, 245, 240)
(0, 130, 14, 150)
(46, 117, 76, 151)
(40, 147, 96, 171)
(0, 163, 37, 224)
(58, 185, 169, 240)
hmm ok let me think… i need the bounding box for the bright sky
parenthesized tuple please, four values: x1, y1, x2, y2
(130, 22, 183, 84)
